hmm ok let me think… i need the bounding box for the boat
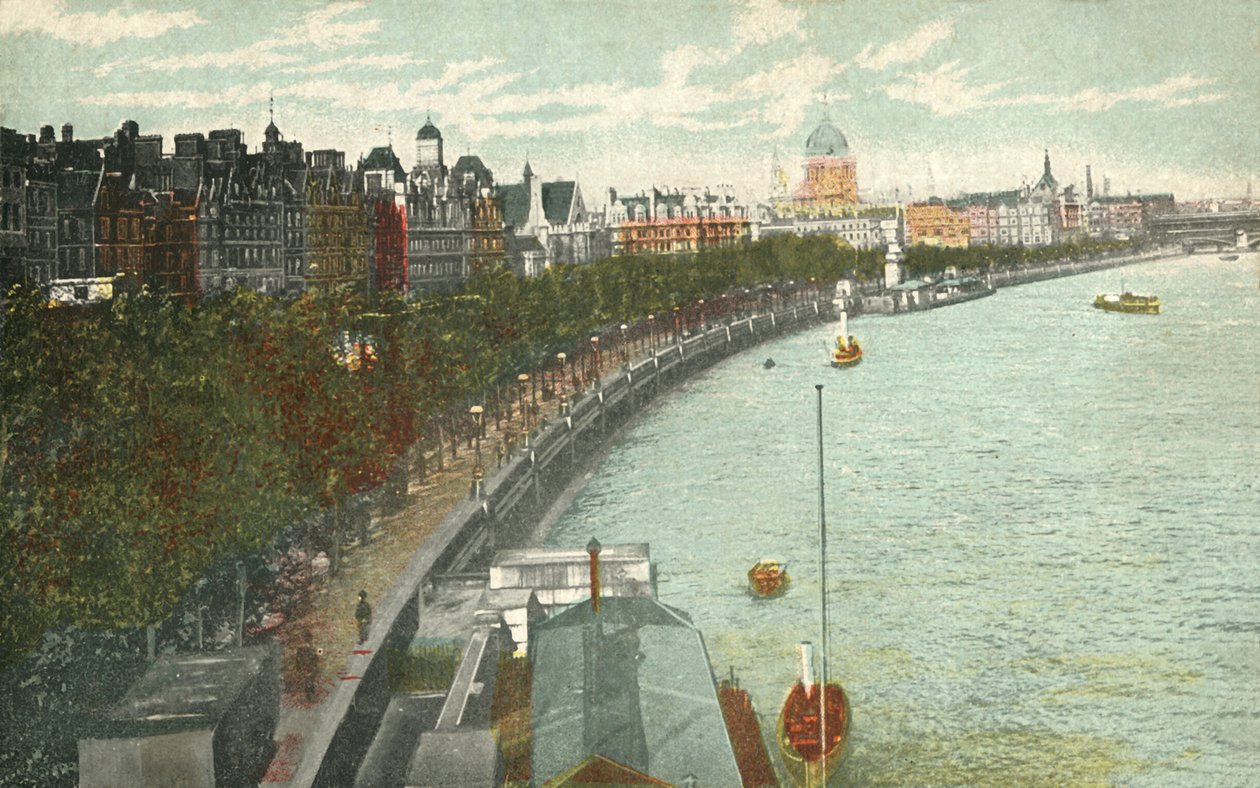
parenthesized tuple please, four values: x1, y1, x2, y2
(1220, 254, 1239, 261)
(777, 385, 851, 786)
(830, 311, 862, 368)
(1093, 292, 1160, 314)
(748, 559, 790, 597)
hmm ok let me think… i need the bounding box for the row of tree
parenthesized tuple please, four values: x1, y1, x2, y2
(0, 232, 854, 668)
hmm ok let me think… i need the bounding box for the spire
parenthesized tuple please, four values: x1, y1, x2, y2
(269, 93, 274, 125)
(1044, 149, 1052, 178)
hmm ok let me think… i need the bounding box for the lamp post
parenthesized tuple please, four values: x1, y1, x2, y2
(673, 306, 681, 342)
(517, 373, 529, 432)
(556, 352, 566, 398)
(697, 299, 705, 331)
(620, 323, 629, 362)
(590, 335, 601, 383)
(648, 314, 656, 353)
(469, 404, 484, 497)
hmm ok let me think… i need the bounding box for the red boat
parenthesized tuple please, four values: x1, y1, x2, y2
(777, 386, 851, 785)
(777, 669, 850, 785)
(748, 560, 789, 597)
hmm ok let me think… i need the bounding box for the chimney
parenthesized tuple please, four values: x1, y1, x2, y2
(61, 123, 74, 143)
(1085, 165, 1094, 201)
(587, 537, 602, 613)
(39, 125, 55, 144)
(797, 641, 815, 695)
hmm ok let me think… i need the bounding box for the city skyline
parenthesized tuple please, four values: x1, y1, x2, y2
(2, 0, 1257, 200)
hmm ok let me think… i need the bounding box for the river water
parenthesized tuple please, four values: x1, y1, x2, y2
(545, 254, 1260, 786)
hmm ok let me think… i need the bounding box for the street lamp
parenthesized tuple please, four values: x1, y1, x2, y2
(517, 373, 529, 432)
(673, 306, 681, 342)
(648, 314, 656, 353)
(556, 352, 567, 397)
(620, 323, 629, 362)
(469, 404, 484, 497)
(590, 336, 601, 384)
(697, 299, 705, 331)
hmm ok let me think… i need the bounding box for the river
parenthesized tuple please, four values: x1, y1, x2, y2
(545, 253, 1260, 786)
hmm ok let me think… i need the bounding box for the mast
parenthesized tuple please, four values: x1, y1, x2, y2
(815, 383, 829, 784)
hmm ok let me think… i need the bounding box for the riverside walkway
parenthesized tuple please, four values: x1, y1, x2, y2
(259, 300, 836, 787)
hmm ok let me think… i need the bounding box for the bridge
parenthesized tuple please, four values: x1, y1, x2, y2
(1149, 210, 1260, 253)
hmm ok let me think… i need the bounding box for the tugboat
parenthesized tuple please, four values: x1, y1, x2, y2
(831, 311, 862, 368)
(1093, 292, 1161, 314)
(777, 385, 851, 785)
(748, 559, 790, 597)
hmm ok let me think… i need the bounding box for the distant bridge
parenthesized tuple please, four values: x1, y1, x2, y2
(1149, 210, 1260, 253)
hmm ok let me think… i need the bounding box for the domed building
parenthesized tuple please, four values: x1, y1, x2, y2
(791, 111, 858, 214)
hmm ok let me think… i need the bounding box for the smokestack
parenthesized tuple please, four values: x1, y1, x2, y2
(1086, 165, 1094, 201)
(587, 537, 602, 614)
(797, 641, 815, 695)
(60, 123, 73, 143)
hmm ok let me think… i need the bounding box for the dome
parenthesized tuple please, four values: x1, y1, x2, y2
(416, 119, 441, 141)
(804, 119, 849, 157)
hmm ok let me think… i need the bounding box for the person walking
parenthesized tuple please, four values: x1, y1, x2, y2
(355, 590, 372, 644)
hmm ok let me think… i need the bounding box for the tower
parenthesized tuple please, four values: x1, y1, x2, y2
(1086, 165, 1094, 201)
(415, 114, 444, 184)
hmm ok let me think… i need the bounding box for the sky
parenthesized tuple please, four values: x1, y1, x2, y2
(1, 0, 1257, 203)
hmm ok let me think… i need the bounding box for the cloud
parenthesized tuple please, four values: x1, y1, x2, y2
(883, 61, 1016, 116)
(732, 0, 807, 47)
(855, 18, 955, 71)
(737, 53, 848, 138)
(79, 83, 273, 111)
(884, 64, 1226, 116)
(90, 2, 378, 76)
(281, 54, 429, 76)
(0, 0, 203, 46)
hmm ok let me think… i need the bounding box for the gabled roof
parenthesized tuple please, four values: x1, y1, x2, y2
(530, 596, 741, 788)
(362, 145, 406, 180)
(452, 155, 493, 187)
(542, 182, 576, 225)
(544, 754, 674, 787)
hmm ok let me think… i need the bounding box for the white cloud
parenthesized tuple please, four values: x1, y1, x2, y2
(737, 53, 848, 138)
(281, 54, 429, 76)
(732, 0, 807, 48)
(855, 19, 955, 71)
(79, 83, 273, 111)
(0, 0, 203, 46)
(885, 65, 1226, 116)
(882, 61, 1014, 116)
(90, 2, 378, 76)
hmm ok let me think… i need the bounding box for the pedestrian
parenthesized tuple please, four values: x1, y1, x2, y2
(355, 590, 372, 644)
(293, 628, 320, 703)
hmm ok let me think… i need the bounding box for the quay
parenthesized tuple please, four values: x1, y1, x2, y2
(282, 301, 834, 787)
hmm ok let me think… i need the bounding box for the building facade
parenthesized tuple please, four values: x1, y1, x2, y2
(608, 187, 751, 256)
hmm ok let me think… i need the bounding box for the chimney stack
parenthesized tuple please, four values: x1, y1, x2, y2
(1086, 165, 1094, 201)
(587, 537, 602, 614)
(61, 123, 73, 143)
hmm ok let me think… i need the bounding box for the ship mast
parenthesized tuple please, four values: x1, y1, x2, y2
(815, 383, 829, 784)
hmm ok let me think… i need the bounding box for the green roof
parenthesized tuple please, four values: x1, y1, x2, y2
(542, 182, 576, 225)
(497, 183, 529, 226)
(530, 597, 742, 787)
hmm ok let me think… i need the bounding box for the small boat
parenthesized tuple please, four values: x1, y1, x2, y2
(777, 385, 850, 785)
(748, 559, 790, 597)
(1093, 292, 1160, 314)
(1220, 254, 1239, 261)
(831, 311, 862, 368)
